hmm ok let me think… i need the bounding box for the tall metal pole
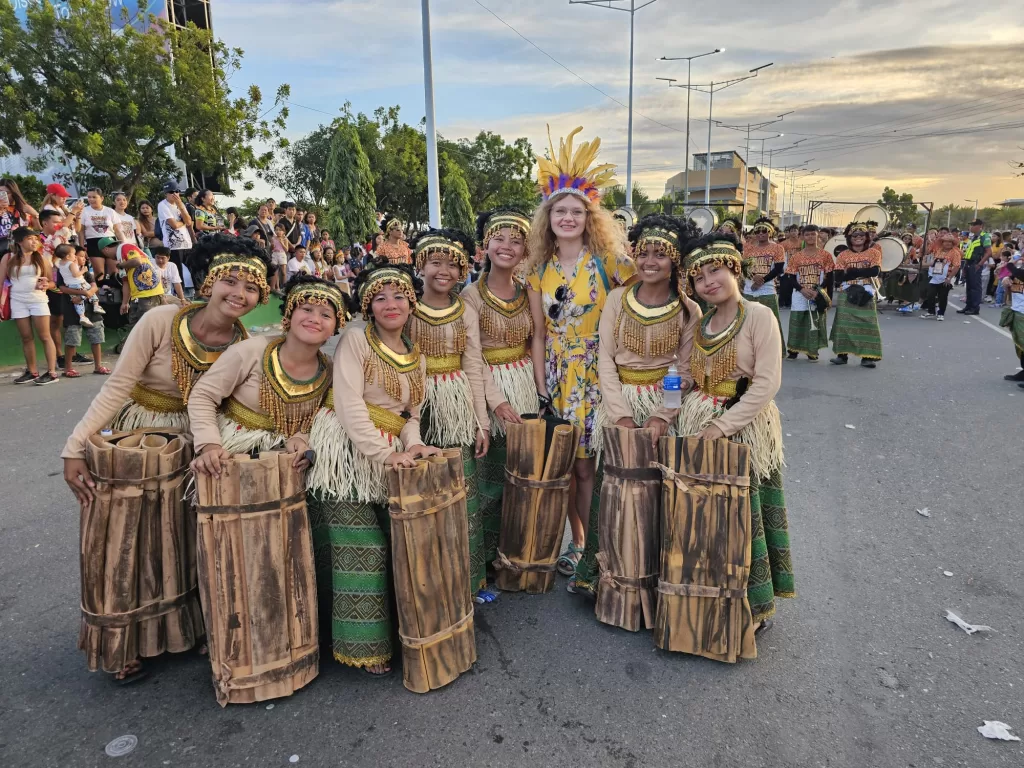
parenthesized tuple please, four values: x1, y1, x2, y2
(740, 124, 750, 224)
(625, 0, 635, 207)
(766, 148, 774, 215)
(704, 84, 714, 206)
(421, 0, 441, 227)
(780, 168, 787, 226)
(684, 58, 692, 208)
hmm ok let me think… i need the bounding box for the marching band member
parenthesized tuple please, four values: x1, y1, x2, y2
(741, 216, 786, 352)
(378, 214, 412, 265)
(525, 125, 635, 589)
(406, 228, 492, 601)
(785, 224, 833, 361)
(778, 223, 803, 310)
(830, 222, 883, 368)
(573, 214, 701, 595)
(676, 232, 794, 632)
(461, 207, 539, 582)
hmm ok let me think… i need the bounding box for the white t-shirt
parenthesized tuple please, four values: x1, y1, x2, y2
(156, 261, 182, 295)
(157, 199, 194, 252)
(117, 212, 139, 246)
(81, 205, 118, 240)
(928, 259, 950, 285)
(287, 258, 312, 280)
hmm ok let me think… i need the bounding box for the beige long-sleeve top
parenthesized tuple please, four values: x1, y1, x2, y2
(408, 299, 490, 434)
(597, 286, 702, 424)
(333, 326, 426, 463)
(701, 301, 783, 438)
(187, 335, 316, 452)
(460, 280, 533, 412)
(62, 304, 183, 460)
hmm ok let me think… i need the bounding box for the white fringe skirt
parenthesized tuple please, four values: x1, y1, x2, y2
(487, 357, 539, 437)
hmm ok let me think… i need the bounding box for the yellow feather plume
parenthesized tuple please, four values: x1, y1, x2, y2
(537, 125, 617, 201)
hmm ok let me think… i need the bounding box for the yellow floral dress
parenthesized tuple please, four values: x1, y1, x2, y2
(527, 249, 636, 458)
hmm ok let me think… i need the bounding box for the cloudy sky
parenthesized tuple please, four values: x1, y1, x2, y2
(215, 0, 1024, 213)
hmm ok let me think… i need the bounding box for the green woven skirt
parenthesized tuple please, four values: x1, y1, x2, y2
(748, 469, 795, 623)
(787, 309, 829, 358)
(478, 433, 507, 571)
(572, 467, 604, 595)
(743, 292, 786, 354)
(830, 291, 883, 359)
(306, 490, 393, 668)
(999, 307, 1024, 357)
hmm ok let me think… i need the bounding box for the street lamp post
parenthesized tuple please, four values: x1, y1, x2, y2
(420, 0, 441, 226)
(662, 63, 773, 207)
(965, 198, 979, 219)
(571, 0, 660, 209)
(658, 48, 722, 210)
(716, 114, 790, 224)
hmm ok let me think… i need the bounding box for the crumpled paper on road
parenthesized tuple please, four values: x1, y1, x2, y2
(977, 721, 1020, 741)
(945, 610, 994, 635)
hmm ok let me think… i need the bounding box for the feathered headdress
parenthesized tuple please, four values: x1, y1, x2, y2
(536, 126, 617, 202)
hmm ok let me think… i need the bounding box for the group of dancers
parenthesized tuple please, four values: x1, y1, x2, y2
(64, 126, 801, 688)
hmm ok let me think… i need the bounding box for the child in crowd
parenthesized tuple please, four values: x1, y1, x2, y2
(995, 249, 1013, 307)
(287, 244, 312, 280)
(152, 246, 186, 304)
(55, 242, 104, 326)
(57, 244, 110, 378)
(271, 221, 289, 293)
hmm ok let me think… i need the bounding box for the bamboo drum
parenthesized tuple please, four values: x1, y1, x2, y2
(594, 425, 662, 632)
(388, 449, 476, 693)
(654, 436, 757, 663)
(195, 452, 319, 706)
(79, 429, 200, 674)
(494, 418, 578, 593)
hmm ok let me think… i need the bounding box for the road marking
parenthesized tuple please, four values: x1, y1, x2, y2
(945, 299, 1012, 340)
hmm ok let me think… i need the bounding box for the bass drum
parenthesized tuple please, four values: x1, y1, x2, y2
(877, 236, 907, 272)
(689, 207, 719, 236)
(824, 235, 848, 261)
(854, 204, 889, 232)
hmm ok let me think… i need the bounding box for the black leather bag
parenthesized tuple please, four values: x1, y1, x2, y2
(845, 284, 872, 307)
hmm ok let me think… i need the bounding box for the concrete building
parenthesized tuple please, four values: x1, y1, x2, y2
(664, 151, 778, 214)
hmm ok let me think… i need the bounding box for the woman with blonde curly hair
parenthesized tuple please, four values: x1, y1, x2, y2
(525, 127, 635, 592)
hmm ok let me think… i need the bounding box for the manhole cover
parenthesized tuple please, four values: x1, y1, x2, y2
(105, 735, 138, 758)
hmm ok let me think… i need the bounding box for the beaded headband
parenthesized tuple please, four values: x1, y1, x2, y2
(413, 235, 471, 282)
(718, 220, 742, 235)
(635, 228, 682, 265)
(358, 268, 418, 320)
(750, 220, 777, 236)
(682, 242, 744, 296)
(482, 212, 531, 246)
(846, 222, 870, 235)
(384, 217, 403, 234)
(283, 282, 347, 329)
(200, 255, 270, 304)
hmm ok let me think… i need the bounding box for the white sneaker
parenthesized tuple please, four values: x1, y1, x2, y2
(92, 302, 106, 315)
(920, 313, 931, 319)
(936, 315, 944, 321)
(80, 316, 94, 327)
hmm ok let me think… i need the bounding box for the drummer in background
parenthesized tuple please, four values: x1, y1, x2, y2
(907, 223, 924, 253)
(866, 221, 880, 246)
(829, 222, 883, 368)
(778, 224, 802, 310)
(742, 216, 787, 353)
(716, 217, 743, 241)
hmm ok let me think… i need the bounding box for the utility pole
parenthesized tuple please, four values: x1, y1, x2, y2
(421, 0, 441, 226)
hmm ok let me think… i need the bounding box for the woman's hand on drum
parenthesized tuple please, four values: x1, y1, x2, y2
(285, 436, 312, 471)
(64, 457, 95, 505)
(385, 451, 418, 469)
(695, 424, 725, 441)
(409, 444, 442, 459)
(643, 417, 670, 447)
(192, 445, 231, 477)
(474, 430, 490, 459)
(615, 417, 639, 429)
(494, 402, 522, 426)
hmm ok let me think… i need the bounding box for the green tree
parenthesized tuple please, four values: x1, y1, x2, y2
(440, 151, 474, 235)
(261, 124, 333, 212)
(440, 131, 536, 211)
(235, 197, 267, 219)
(0, 0, 290, 200)
(602, 184, 653, 215)
(2, 173, 45, 206)
(878, 187, 917, 228)
(324, 120, 377, 247)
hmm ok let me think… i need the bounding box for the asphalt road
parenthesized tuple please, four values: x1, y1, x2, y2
(1, 293, 1022, 768)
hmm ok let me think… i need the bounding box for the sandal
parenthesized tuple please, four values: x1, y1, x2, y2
(364, 664, 393, 678)
(754, 618, 773, 636)
(63, 369, 81, 378)
(93, 366, 112, 375)
(113, 659, 148, 685)
(556, 542, 583, 576)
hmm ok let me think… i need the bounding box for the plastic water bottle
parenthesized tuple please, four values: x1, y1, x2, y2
(100, 428, 113, 437)
(663, 364, 682, 410)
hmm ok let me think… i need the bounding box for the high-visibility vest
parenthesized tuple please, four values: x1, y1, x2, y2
(963, 232, 990, 262)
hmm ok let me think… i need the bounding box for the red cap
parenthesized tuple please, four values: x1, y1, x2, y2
(45, 183, 70, 197)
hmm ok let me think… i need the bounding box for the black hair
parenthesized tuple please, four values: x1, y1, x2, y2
(185, 233, 271, 288)
(409, 227, 477, 263)
(39, 209, 62, 225)
(751, 215, 775, 231)
(380, 213, 401, 236)
(85, 187, 104, 196)
(54, 243, 76, 260)
(628, 213, 700, 250)
(0, 178, 30, 216)
(801, 224, 819, 233)
(717, 216, 743, 234)
(151, 246, 170, 257)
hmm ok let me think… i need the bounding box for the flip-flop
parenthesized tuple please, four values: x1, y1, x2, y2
(754, 619, 773, 636)
(113, 664, 148, 686)
(93, 366, 112, 375)
(63, 369, 81, 378)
